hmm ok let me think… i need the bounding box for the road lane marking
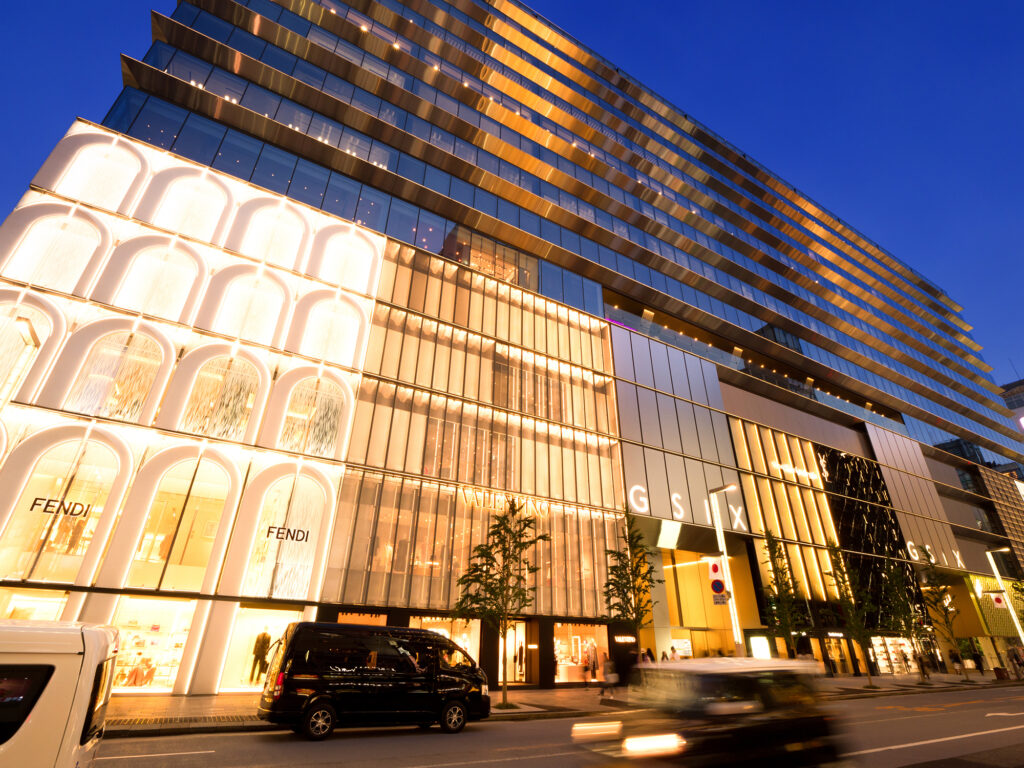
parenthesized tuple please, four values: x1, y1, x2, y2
(96, 750, 216, 760)
(986, 712, 1024, 717)
(846, 723, 1024, 756)
(405, 750, 579, 767)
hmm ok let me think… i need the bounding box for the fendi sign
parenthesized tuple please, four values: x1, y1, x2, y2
(30, 498, 93, 517)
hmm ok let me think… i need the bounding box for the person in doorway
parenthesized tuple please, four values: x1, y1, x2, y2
(251, 627, 272, 683)
(588, 642, 599, 684)
(517, 642, 525, 678)
(972, 649, 985, 676)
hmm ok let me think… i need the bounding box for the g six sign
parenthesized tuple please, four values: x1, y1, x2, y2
(627, 484, 748, 532)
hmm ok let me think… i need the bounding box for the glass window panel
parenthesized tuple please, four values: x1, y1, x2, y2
(170, 114, 225, 166)
(63, 332, 162, 421)
(279, 377, 347, 458)
(180, 357, 259, 441)
(212, 129, 262, 180)
(251, 145, 297, 194)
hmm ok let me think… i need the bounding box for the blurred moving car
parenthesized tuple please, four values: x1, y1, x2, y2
(572, 658, 849, 767)
(258, 622, 490, 739)
(0, 620, 118, 768)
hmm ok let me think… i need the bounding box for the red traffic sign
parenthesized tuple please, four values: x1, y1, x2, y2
(710, 579, 726, 594)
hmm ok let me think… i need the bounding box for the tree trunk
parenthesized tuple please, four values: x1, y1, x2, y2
(853, 639, 874, 687)
(500, 619, 508, 707)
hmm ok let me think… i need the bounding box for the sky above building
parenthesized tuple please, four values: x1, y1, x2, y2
(0, 0, 1020, 387)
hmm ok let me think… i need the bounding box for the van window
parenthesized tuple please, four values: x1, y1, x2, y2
(439, 645, 473, 671)
(292, 630, 372, 674)
(80, 657, 116, 745)
(0, 664, 54, 744)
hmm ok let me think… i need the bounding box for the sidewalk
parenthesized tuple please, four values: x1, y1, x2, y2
(104, 673, 1024, 739)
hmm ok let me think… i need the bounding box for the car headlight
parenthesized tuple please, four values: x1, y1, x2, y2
(621, 734, 686, 757)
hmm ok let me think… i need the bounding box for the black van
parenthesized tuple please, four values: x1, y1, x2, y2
(257, 622, 490, 739)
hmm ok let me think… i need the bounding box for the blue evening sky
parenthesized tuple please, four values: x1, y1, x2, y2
(0, 1, 1020, 390)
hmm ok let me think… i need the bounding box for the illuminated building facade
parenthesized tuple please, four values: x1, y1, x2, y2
(2, 0, 1024, 690)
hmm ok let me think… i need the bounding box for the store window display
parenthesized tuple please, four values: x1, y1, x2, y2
(219, 605, 303, 690)
(553, 623, 609, 684)
(111, 596, 195, 691)
(0, 439, 118, 583)
(242, 473, 326, 600)
(497, 620, 527, 683)
(125, 458, 230, 590)
(0, 587, 67, 620)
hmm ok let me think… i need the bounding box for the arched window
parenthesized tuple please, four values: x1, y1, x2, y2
(54, 143, 141, 211)
(180, 356, 259, 441)
(238, 205, 305, 269)
(0, 439, 118, 583)
(3, 214, 100, 293)
(63, 332, 162, 421)
(215, 274, 284, 346)
(299, 297, 362, 366)
(149, 175, 226, 242)
(113, 246, 198, 320)
(241, 473, 326, 599)
(0, 304, 50, 404)
(315, 230, 377, 293)
(125, 458, 230, 591)
(279, 377, 347, 458)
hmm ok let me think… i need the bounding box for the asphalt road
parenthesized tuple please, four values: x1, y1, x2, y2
(94, 686, 1024, 768)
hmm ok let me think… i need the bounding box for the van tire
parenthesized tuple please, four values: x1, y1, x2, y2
(439, 700, 467, 733)
(301, 701, 336, 740)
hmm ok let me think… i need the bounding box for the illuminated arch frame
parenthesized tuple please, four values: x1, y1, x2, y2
(258, 365, 357, 461)
(36, 317, 176, 424)
(305, 222, 384, 294)
(224, 198, 312, 272)
(285, 288, 370, 367)
(194, 264, 292, 348)
(0, 202, 113, 297)
(133, 167, 234, 246)
(32, 129, 150, 216)
(91, 235, 208, 324)
(0, 290, 67, 403)
(155, 343, 273, 444)
(0, 424, 134, 619)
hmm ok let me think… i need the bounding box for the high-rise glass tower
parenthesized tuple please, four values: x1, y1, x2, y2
(0, 0, 1022, 691)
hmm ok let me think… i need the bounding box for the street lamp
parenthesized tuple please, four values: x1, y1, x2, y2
(708, 484, 743, 656)
(984, 547, 1024, 647)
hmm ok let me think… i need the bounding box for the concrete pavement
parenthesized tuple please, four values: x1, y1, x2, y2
(103, 670, 1024, 738)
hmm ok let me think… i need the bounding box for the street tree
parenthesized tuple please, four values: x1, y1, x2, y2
(919, 561, 965, 678)
(603, 509, 662, 644)
(879, 557, 929, 682)
(825, 541, 877, 688)
(453, 497, 549, 708)
(761, 531, 806, 659)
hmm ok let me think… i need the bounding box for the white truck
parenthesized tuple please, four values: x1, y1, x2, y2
(0, 620, 118, 768)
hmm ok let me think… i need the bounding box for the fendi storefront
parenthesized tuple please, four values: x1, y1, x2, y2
(0, 123, 625, 694)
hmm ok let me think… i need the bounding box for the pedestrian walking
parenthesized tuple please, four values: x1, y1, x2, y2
(599, 653, 618, 698)
(951, 650, 963, 676)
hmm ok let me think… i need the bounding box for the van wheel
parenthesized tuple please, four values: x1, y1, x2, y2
(301, 702, 336, 740)
(439, 700, 467, 733)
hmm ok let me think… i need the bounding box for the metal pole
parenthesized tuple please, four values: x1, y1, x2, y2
(710, 488, 744, 656)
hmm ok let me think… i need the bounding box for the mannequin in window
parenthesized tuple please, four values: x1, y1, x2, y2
(251, 627, 271, 683)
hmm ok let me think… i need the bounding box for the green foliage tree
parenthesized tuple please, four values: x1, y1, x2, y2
(603, 509, 662, 642)
(919, 561, 964, 678)
(761, 531, 806, 659)
(825, 541, 877, 687)
(879, 557, 929, 682)
(453, 497, 549, 707)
